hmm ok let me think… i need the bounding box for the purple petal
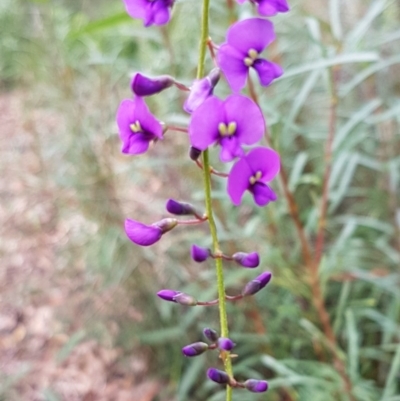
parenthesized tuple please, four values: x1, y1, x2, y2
(125, 219, 162, 246)
(189, 96, 224, 150)
(226, 18, 275, 54)
(132, 96, 163, 140)
(251, 183, 277, 206)
(147, 0, 171, 26)
(217, 44, 248, 92)
(253, 59, 283, 87)
(219, 136, 244, 162)
(245, 147, 280, 181)
(232, 252, 260, 268)
(191, 244, 210, 263)
(157, 289, 180, 302)
(258, 0, 289, 16)
(224, 95, 265, 144)
(131, 73, 174, 97)
(227, 157, 252, 206)
(123, 0, 149, 21)
(244, 379, 269, 393)
(121, 134, 150, 155)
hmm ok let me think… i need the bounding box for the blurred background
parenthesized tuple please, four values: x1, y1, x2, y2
(0, 0, 399, 400)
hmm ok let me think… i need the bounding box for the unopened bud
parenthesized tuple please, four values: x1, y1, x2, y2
(189, 146, 202, 161)
(191, 244, 210, 262)
(217, 337, 235, 351)
(241, 271, 272, 296)
(182, 342, 209, 357)
(166, 199, 201, 217)
(232, 252, 260, 268)
(244, 379, 269, 393)
(131, 73, 174, 97)
(203, 328, 219, 343)
(207, 368, 231, 385)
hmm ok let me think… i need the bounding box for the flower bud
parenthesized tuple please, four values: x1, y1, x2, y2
(157, 289, 180, 302)
(182, 342, 209, 357)
(166, 199, 201, 217)
(191, 244, 210, 263)
(203, 328, 219, 343)
(189, 146, 202, 161)
(244, 379, 269, 393)
(157, 290, 197, 306)
(232, 252, 260, 268)
(217, 337, 235, 351)
(153, 218, 178, 234)
(241, 271, 272, 296)
(207, 368, 231, 385)
(125, 219, 163, 246)
(131, 73, 174, 97)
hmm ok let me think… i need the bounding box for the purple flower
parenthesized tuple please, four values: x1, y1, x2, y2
(203, 328, 219, 342)
(125, 218, 177, 246)
(207, 368, 231, 385)
(191, 245, 210, 263)
(182, 342, 209, 357)
(237, 0, 289, 16)
(123, 0, 174, 27)
(244, 379, 269, 393)
(184, 68, 221, 113)
(232, 252, 260, 268)
(217, 18, 283, 92)
(189, 95, 265, 162)
(227, 147, 280, 207)
(131, 73, 174, 97)
(217, 337, 236, 351)
(242, 271, 272, 296)
(157, 290, 198, 306)
(117, 97, 163, 155)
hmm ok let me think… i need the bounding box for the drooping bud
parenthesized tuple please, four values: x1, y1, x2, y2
(131, 73, 174, 97)
(166, 199, 202, 217)
(182, 342, 209, 357)
(184, 68, 221, 113)
(203, 328, 219, 343)
(189, 146, 202, 161)
(152, 218, 178, 234)
(241, 271, 272, 296)
(232, 252, 260, 268)
(244, 379, 269, 393)
(191, 244, 210, 263)
(217, 337, 235, 351)
(157, 290, 198, 306)
(125, 219, 163, 246)
(207, 368, 231, 385)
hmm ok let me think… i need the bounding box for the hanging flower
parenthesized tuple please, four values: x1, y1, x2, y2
(227, 147, 280, 206)
(217, 18, 283, 92)
(237, 0, 289, 17)
(116, 96, 163, 155)
(131, 73, 174, 97)
(189, 95, 265, 162)
(123, 0, 175, 27)
(125, 218, 177, 246)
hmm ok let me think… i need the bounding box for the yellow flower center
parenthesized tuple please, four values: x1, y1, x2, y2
(244, 48, 259, 67)
(129, 120, 142, 133)
(218, 121, 237, 137)
(249, 171, 262, 185)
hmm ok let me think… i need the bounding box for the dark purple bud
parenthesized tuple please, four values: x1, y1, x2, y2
(191, 244, 210, 263)
(189, 146, 202, 161)
(241, 271, 272, 296)
(131, 73, 174, 97)
(217, 337, 235, 351)
(244, 379, 269, 393)
(207, 368, 231, 385)
(166, 199, 200, 217)
(184, 68, 221, 113)
(203, 328, 219, 342)
(152, 218, 178, 234)
(157, 290, 197, 306)
(182, 342, 209, 357)
(232, 252, 260, 268)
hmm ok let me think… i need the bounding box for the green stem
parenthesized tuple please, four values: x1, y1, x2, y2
(196, 1, 233, 400)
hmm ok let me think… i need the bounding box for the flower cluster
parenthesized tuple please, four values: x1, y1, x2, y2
(117, 0, 289, 397)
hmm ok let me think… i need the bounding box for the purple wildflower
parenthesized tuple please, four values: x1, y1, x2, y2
(189, 95, 265, 162)
(191, 245, 210, 263)
(131, 73, 174, 97)
(182, 342, 209, 357)
(117, 97, 163, 155)
(217, 337, 236, 351)
(237, 0, 289, 16)
(203, 328, 219, 343)
(227, 147, 280, 207)
(207, 368, 231, 385)
(157, 290, 198, 306)
(232, 252, 260, 268)
(217, 18, 283, 92)
(122, 0, 174, 27)
(125, 218, 177, 246)
(244, 379, 269, 393)
(184, 68, 221, 113)
(242, 271, 272, 296)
